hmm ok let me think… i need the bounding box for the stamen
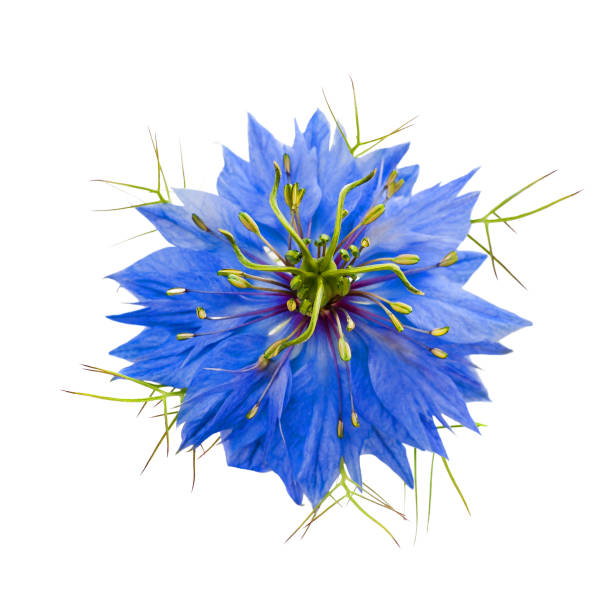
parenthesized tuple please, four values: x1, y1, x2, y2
(283, 153, 291, 176)
(176, 307, 288, 341)
(393, 254, 420, 265)
(237, 211, 288, 264)
(224, 274, 291, 295)
(349, 291, 405, 332)
(246, 348, 293, 420)
(283, 183, 305, 210)
(226, 274, 251, 289)
(337, 332, 351, 361)
(385, 170, 405, 198)
(323, 320, 346, 441)
(196, 306, 207, 319)
(430, 348, 448, 359)
(286, 298, 297, 311)
(341, 309, 356, 332)
(238, 211, 259, 234)
(218, 229, 305, 276)
(191, 213, 209, 232)
(430, 326, 450, 336)
(343, 359, 359, 428)
(402, 323, 451, 336)
(361, 203, 385, 226)
(166, 286, 280, 298)
(321, 169, 377, 270)
(166, 287, 187, 296)
(204, 305, 285, 321)
(218, 269, 290, 289)
(359, 253, 420, 266)
(332, 309, 352, 362)
(217, 268, 244, 277)
(438, 251, 458, 267)
(389, 302, 413, 314)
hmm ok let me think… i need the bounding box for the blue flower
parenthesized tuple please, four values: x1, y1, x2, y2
(109, 111, 530, 506)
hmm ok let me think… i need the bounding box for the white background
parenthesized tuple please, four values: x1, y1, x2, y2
(2, 1, 611, 610)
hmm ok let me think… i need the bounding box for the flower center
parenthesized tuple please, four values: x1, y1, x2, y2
(290, 256, 347, 315)
(168, 156, 452, 365)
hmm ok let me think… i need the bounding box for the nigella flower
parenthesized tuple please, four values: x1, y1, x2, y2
(108, 111, 529, 507)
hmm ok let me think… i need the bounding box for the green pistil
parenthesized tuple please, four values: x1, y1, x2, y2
(270, 162, 315, 267)
(323, 262, 423, 295)
(321, 169, 377, 270)
(218, 229, 304, 276)
(263, 277, 325, 359)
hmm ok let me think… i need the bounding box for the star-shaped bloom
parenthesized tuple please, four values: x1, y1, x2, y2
(109, 111, 529, 505)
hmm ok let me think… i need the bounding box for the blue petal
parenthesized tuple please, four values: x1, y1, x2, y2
(395, 163, 419, 195)
(281, 330, 342, 505)
(362, 430, 414, 488)
(138, 204, 208, 250)
(221, 363, 302, 504)
(108, 247, 231, 300)
(303, 109, 331, 152)
(246, 113, 285, 196)
(223, 424, 303, 504)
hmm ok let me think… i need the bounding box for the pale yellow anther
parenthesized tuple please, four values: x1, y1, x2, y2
(338, 336, 352, 362)
(246, 403, 259, 419)
(227, 274, 251, 289)
(351, 411, 360, 428)
(192, 213, 209, 232)
(337, 418, 344, 439)
(389, 312, 404, 333)
(430, 347, 448, 359)
(238, 212, 260, 234)
(166, 287, 187, 296)
(439, 251, 458, 267)
(389, 302, 413, 315)
(196, 307, 207, 319)
(256, 355, 271, 370)
(430, 326, 449, 336)
(286, 298, 297, 312)
(361, 204, 385, 226)
(218, 269, 244, 277)
(392, 254, 420, 265)
(176, 332, 195, 341)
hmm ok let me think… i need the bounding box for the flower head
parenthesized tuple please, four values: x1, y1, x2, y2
(109, 111, 530, 506)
